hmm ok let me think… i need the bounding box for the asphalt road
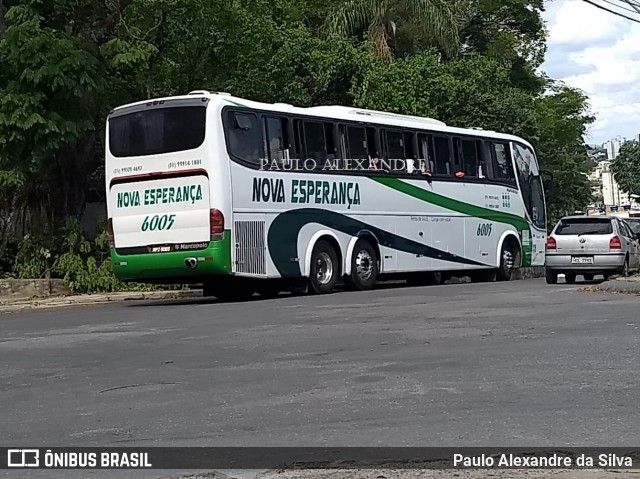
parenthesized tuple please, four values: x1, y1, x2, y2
(1, 278, 639, 478)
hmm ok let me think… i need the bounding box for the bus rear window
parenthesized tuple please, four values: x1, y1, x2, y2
(555, 219, 613, 235)
(109, 106, 206, 157)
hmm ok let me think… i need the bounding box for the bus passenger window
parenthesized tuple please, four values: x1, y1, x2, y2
(265, 117, 289, 162)
(492, 143, 515, 183)
(386, 130, 405, 162)
(303, 121, 328, 164)
(433, 136, 452, 176)
(403, 132, 416, 174)
(227, 112, 263, 164)
(417, 133, 434, 175)
(461, 139, 479, 177)
(347, 126, 368, 161)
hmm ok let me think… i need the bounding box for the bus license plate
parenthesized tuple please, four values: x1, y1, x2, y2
(571, 256, 593, 264)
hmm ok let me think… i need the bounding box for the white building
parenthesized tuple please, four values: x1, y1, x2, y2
(588, 160, 632, 209)
(604, 136, 626, 160)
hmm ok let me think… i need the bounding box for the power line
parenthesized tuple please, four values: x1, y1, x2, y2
(581, 0, 640, 23)
(600, 0, 640, 14)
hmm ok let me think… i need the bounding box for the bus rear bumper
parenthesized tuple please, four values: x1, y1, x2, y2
(110, 234, 232, 282)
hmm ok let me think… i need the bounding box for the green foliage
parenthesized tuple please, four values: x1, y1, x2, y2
(532, 81, 595, 225)
(611, 143, 640, 197)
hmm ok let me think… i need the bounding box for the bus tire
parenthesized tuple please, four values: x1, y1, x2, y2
(309, 240, 339, 295)
(203, 277, 255, 302)
(349, 239, 378, 291)
(496, 239, 518, 282)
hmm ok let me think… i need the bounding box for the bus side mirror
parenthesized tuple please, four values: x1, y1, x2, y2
(544, 179, 556, 200)
(540, 169, 555, 200)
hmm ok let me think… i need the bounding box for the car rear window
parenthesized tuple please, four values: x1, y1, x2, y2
(555, 218, 613, 235)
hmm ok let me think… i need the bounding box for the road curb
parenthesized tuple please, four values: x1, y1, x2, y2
(0, 289, 202, 313)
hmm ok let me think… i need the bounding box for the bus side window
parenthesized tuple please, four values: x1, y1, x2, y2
(385, 130, 405, 171)
(479, 141, 493, 179)
(345, 125, 368, 169)
(303, 121, 328, 166)
(417, 133, 433, 174)
(226, 111, 264, 165)
(325, 122, 338, 165)
(461, 139, 479, 177)
(433, 135, 452, 176)
(265, 116, 290, 164)
(491, 142, 515, 184)
(403, 131, 416, 174)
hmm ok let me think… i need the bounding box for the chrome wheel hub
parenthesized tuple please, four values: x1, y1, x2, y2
(355, 249, 374, 281)
(316, 252, 334, 285)
(502, 249, 514, 271)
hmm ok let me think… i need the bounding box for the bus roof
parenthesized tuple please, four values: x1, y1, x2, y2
(110, 90, 537, 151)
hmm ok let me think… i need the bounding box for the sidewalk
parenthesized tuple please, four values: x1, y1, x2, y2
(583, 275, 640, 294)
(0, 289, 202, 313)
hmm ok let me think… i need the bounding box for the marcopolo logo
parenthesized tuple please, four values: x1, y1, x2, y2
(8, 449, 40, 467)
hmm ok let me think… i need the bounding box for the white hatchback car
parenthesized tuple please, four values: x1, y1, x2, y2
(545, 215, 640, 284)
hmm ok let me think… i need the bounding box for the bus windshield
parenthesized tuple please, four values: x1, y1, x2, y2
(513, 142, 546, 230)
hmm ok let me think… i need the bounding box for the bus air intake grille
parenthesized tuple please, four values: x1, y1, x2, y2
(234, 220, 266, 275)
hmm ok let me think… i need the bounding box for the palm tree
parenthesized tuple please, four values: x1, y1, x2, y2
(324, 0, 460, 61)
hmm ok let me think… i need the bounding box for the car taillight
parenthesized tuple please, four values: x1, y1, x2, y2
(210, 209, 224, 239)
(546, 236, 556, 251)
(107, 218, 114, 248)
(609, 235, 622, 250)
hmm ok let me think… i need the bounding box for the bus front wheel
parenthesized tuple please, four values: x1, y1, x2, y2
(496, 240, 519, 282)
(348, 239, 379, 291)
(309, 240, 339, 295)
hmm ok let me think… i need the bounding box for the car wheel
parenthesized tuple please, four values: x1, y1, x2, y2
(545, 270, 558, 284)
(565, 273, 576, 284)
(583, 274, 594, 281)
(496, 241, 518, 281)
(309, 240, 339, 295)
(619, 257, 630, 277)
(349, 239, 378, 291)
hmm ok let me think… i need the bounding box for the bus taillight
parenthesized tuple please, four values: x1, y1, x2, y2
(210, 209, 224, 239)
(107, 218, 115, 248)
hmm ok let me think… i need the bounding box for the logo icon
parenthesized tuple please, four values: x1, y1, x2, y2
(8, 449, 40, 468)
(580, 237, 586, 243)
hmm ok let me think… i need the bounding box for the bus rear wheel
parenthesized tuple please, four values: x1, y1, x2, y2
(348, 239, 379, 291)
(309, 240, 339, 295)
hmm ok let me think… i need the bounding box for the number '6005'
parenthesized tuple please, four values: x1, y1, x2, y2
(477, 223, 492, 236)
(141, 214, 176, 232)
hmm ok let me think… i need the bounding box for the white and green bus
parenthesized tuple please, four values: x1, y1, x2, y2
(105, 91, 548, 299)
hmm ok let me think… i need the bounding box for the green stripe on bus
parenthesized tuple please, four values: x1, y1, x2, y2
(369, 176, 532, 267)
(369, 176, 530, 230)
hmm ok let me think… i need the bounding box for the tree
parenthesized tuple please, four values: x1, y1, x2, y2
(611, 143, 640, 197)
(532, 81, 595, 224)
(0, 0, 104, 248)
(323, 0, 459, 61)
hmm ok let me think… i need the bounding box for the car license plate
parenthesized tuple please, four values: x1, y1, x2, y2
(571, 256, 594, 264)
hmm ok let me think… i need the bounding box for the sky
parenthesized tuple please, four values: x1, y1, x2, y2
(540, 0, 640, 146)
